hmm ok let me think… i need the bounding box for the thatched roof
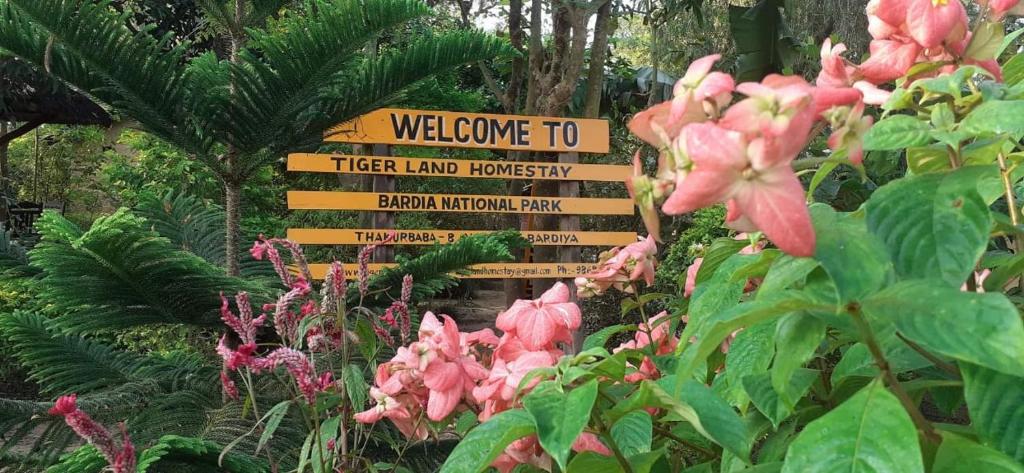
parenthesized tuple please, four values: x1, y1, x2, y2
(0, 58, 111, 127)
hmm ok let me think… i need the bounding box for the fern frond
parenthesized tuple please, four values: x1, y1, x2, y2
(133, 190, 280, 281)
(28, 210, 267, 333)
(0, 0, 207, 156)
(355, 231, 528, 308)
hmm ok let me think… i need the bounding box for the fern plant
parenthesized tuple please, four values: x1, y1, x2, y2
(0, 0, 514, 275)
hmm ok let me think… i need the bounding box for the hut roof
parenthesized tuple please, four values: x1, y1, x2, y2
(0, 58, 111, 127)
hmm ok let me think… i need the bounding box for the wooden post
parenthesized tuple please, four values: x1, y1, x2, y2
(371, 144, 395, 263)
(558, 151, 583, 350)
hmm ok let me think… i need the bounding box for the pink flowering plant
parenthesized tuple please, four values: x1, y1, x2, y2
(373, 2, 1024, 472)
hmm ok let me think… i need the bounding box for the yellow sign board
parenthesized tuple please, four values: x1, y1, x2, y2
(324, 108, 609, 153)
(288, 153, 629, 182)
(308, 263, 601, 280)
(287, 228, 638, 246)
(288, 191, 635, 215)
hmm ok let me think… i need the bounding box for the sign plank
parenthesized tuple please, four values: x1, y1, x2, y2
(324, 108, 609, 153)
(288, 191, 635, 215)
(308, 262, 601, 280)
(287, 153, 630, 182)
(287, 228, 638, 246)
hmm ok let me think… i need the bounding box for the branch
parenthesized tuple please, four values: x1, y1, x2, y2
(849, 305, 940, 443)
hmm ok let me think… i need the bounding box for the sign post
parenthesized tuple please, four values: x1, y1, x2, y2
(288, 107, 630, 281)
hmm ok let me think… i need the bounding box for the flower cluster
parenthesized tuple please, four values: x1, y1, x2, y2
(49, 394, 136, 473)
(626, 0, 1024, 257)
(356, 282, 604, 472)
(574, 235, 658, 298)
(218, 240, 356, 404)
(613, 311, 679, 383)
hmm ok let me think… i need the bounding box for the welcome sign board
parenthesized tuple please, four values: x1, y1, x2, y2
(324, 108, 610, 153)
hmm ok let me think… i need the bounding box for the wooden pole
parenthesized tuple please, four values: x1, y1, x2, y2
(371, 144, 395, 263)
(558, 151, 582, 350)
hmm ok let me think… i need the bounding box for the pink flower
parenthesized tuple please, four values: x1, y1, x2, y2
(50, 395, 135, 473)
(859, 39, 922, 84)
(978, 0, 1024, 16)
(627, 153, 674, 241)
(473, 351, 556, 406)
(354, 388, 428, 440)
(720, 75, 816, 156)
(422, 355, 488, 421)
(661, 122, 816, 257)
(670, 54, 735, 124)
(216, 337, 257, 371)
(220, 292, 265, 346)
(492, 437, 552, 473)
(220, 371, 240, 400)
(572, 432, 612, 456)
(629, 101, 698, 149)
(579, 236, 659, 296)
(825, 102, 874, 165)
(684, 257, 702, 298)
(872, 0, 968, 48)
(249, 239, 267, 260)
(257, 348, 332, 404)
(496, 283, 582, 351)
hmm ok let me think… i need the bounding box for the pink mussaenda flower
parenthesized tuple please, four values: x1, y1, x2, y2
(50, 395, 136, 473)
(496, 282, 581, 351)
(876, 0, 968, 49)
(662, 122, 816, 257)
(354, 388, 428, 440)
(684, 257, 702, 298)
(858, 39, 922, 84)
(576, 235, 659, 297)
(572, 432, 612, 456)
(978, 0, 1024, 16)
(670, 54, 735, 124)
(817, 39, 892, 105)
(825, 102, 874, 165)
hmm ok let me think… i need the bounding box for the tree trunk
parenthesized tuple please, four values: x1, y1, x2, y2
(582, 0, 613, 118)
(0, 121, 9, 196)
(224, 178, 242, 276)
(647, 21, 662, 107)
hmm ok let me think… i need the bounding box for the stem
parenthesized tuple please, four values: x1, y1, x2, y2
(312, 412, 328, 472)
(849, 306, 940, 443)
(651, 425, 716, 460)
(896, 333, 961, 378)
(792, 156, 832, 171)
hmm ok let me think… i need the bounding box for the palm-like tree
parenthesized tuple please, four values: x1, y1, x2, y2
(0, 0, 512, 274)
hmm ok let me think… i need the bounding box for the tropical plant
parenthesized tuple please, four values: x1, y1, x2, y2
(0, 0, 513, 275)
(355, 1, 1024, 472)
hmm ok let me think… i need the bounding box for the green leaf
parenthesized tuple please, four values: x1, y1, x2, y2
(565, 449, 666, 473)
(756, 256, 818, 296)
(999, 26, 1024, 58)
(771, 313, 825, 408)
(862, 281, 1024, 377)
(582, 325, 634, 351)
(455, 410, 479, 437)
(440, 409, 536, 473)
(782, 379, 924, 473)
(694, 237, 749, 285)
(863, 115, 932, 151)
(743, 369, 817, 428)
(912, 66, 979, 98)
(962, 100, 1024, 136)
(662, 377, 752, 463)
(343, 365, 368, 411)
(523, 379, 599, 470)
(256, 400, 292, 455)
(676, 293, 832, 382)
(1005, 53, 1024, 85)
(966, 22, 1005, 62)
(611, 411, 653, 457)
(723, 320, 777, 408)
(865, 169, 993, 287)
(932, 432, 1024, 473)
(810, 205, 892, 302)
(830, 331, 931, 385)
(962, 363, 1024, 461)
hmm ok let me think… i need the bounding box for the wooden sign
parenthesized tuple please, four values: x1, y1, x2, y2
(288, 191, 635, 215)
(287, 228, 639, 246)
(308, 262, 601, 280)
(324, 108, 610, 153)
(288, 153, 630, 182)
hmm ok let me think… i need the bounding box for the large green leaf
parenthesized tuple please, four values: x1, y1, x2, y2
(756, 256, 818, 296)
(863, 115, 933, 151)
(610, 411, 653, 457)
(675, 293, 833, 383)
(962, 363, 1024, 461)
(782, 379, 924, 473)
(742, 369, 818, 429)
(810, 205, 892, 302)
(661, 376, 751, 463)
(962, 100, 1024, 137)
(565, 449, 665, 473)
(723, 320, 777, 408)
(523, 379, 599, 470)
(932, 432, 1024, 473)
(865, 169, 992, 287)
(771, 313, 825, 408)
(440, 409, 536, 473)
(862, 281, 1024, 377)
